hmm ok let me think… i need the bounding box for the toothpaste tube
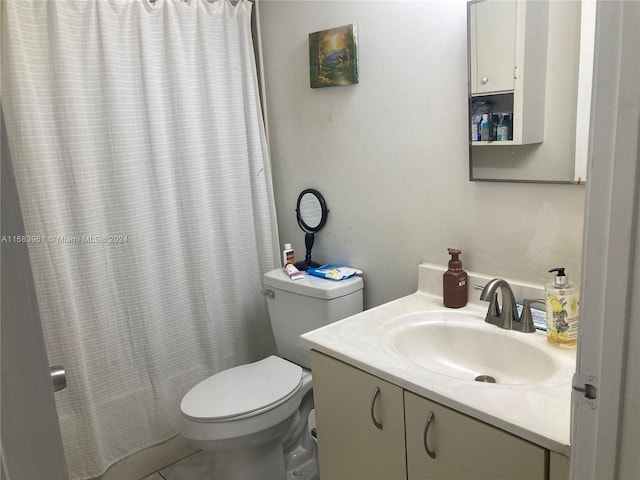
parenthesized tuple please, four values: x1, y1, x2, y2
(306, 264, 363, 281)
(285, 263, 304, 281)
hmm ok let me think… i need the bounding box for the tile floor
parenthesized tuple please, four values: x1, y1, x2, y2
(141, 450, 216, 480)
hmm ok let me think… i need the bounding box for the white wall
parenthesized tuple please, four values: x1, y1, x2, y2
(258, 0, 585, 309)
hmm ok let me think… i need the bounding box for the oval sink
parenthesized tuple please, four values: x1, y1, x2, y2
(384, 314, 557, 385)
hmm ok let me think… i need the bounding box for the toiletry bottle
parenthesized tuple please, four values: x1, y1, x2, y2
(443, 248, 468, 308)
(282, 243, 295, 267)
(285, 263, 304, 281)
(489, 113, 500, 141)
(471, 117, 478, 143)
(545, 268, 579, 348)
(481, 114, 490, 141)
(497, 114, 509, 141)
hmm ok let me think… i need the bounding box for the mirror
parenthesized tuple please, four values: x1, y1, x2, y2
(294, 189, 329, 270)
(468, 0, 594, 183)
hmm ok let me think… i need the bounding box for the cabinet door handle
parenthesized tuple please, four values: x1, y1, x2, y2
(370, 386, 383, 430)
(482, 76, 489, 84)
(423, 411, 436, 459)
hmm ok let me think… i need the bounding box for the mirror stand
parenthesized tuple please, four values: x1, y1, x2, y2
(295, 232, 321, 271)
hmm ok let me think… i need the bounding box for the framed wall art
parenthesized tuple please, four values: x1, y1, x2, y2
(309, 24, 358, 88)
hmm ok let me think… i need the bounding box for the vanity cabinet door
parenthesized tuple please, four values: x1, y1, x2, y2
(405, 391, 546, 480)
(310, 351, 406, 480)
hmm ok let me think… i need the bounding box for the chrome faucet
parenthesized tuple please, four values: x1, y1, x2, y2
(479, 278, 537, 333)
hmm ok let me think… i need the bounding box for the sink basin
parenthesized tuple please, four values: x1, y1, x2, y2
(383, 312, 557, 385)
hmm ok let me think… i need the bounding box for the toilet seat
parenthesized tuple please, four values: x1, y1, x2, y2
(181, 356, 303, 422)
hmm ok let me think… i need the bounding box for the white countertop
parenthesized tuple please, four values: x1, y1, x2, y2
(301, 264, 576, 458)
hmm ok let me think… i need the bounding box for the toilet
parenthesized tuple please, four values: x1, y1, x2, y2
(177, 268, 364, 480)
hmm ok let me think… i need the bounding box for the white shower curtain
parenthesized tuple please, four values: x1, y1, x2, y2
(1, 0, 279, 478)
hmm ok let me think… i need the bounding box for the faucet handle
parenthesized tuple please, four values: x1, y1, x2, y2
(515, 298, 546, 333)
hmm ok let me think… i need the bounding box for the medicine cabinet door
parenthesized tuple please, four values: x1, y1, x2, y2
(470, 0, 517, 95)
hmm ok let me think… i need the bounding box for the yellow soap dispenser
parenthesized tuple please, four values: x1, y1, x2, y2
(545, 268, 579, 348)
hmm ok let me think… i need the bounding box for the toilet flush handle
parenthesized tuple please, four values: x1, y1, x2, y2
(262, 289, 275, 299)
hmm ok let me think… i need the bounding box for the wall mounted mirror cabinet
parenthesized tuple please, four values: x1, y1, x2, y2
(467, 0, 595, 184)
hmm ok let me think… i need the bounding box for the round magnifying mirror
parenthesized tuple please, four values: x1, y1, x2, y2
(295, 189, 328, 270)
(298, 191, 326, 231)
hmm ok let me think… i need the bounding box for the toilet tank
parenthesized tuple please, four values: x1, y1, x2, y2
(263, 268, 363, 368)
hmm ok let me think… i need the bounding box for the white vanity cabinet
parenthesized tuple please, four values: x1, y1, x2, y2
(468, 0, 548, 145)
(405, 391, 545, 480)
(310, 351, 407, 480)
(311, 351, 569, 480)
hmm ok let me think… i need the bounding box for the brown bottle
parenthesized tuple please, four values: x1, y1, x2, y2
(443, 248, 468, 308)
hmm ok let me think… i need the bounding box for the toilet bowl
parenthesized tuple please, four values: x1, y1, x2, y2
(179, 356, 316, 480)
(177, 268, 364, 479)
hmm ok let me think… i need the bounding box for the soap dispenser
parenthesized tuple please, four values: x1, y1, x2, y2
(443, 248, 468, 308)
(545, 267, 579, 348)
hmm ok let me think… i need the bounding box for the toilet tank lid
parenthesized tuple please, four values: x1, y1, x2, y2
(180, 356, 303, 421)
(263, 268, 363, 300)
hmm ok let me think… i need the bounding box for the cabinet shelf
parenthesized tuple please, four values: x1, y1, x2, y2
(472, 140, 514, 146)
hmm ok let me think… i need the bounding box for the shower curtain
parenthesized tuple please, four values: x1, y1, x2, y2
(1, 1, 279, 478)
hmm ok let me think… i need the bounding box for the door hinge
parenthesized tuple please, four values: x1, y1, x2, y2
(513, 66, 518, 79)
(50, 366, 66, 392)
(572, 372, 598, 409)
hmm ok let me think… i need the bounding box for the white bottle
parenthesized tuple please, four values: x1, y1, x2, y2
(282, 243, 295, 267)
(481, 114, 490, 141)
(545, 267, 579, 348)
